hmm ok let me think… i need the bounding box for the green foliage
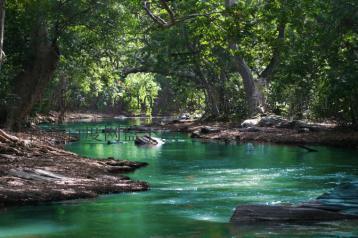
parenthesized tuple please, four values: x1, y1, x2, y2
(1, 0, 357, 124)
(122, 73, 160, 115)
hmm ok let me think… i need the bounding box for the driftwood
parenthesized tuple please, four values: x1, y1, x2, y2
(0, 129, 20, 142)
(8, 169, 68, 182)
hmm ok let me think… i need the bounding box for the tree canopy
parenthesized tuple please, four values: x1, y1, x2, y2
(0, 0, 357, 129)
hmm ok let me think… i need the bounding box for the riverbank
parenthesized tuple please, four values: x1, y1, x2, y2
(0, 129, 148, 206)
(32, 111, 115, 124)
(150, 117, 358, 148)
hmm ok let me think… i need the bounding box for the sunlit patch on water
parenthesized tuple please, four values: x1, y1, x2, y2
(174, 210, 228, 223)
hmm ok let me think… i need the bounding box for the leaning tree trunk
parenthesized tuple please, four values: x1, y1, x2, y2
(225, 0, 263, 115)
(0, 0, 5, 68)
(6, 22, 59, 131)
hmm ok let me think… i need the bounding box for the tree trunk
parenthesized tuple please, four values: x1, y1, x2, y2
(205, 85, 220, 118)
(225, 1, 263, 115)
(0, 0, 5, 68)
(58, 74, 67, 124)
(6, 22, 59, 131)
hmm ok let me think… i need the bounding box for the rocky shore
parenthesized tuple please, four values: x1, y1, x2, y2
(152, 115, 358, 148)
(0, 129, 148, 206)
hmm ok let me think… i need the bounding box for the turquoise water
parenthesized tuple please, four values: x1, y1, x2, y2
(0, 119, 357, 237)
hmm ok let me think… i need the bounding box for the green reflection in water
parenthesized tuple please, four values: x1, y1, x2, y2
(0, 118, 357, 238)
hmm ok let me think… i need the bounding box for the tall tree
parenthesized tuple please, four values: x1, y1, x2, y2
(0, 0, 5, 68)
(3, 0, 123, 130)
(225, 0, 285, 115)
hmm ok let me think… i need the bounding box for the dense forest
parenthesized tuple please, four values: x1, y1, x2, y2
(0, 0, 357, 130)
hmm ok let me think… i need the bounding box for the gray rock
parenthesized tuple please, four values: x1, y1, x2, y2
(241, 118, 260, 128)
(230, 205, 358, 223)
(257, 115, 288, 127)
(231, 181, 358, 224)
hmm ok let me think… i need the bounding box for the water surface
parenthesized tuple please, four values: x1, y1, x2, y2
(0, 118, 357, 237)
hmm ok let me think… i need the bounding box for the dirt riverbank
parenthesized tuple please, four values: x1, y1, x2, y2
(150, 119, 358, 148)
(0, 129, 148, 206)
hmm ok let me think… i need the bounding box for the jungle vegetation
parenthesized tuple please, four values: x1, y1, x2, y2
(0, 0, 357, 130)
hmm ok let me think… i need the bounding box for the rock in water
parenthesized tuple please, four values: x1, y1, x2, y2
(230, 205, 358, 223)
(316, 181, 358, 215)
(231, 181, 358, 224)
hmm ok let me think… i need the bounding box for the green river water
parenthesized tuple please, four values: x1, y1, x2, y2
(0, 118, 357, 238)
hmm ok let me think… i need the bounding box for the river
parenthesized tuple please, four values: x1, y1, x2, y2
(0, 118, 357, 237)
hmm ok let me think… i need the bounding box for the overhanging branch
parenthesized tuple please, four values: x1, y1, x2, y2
(259, 22, 286, 81)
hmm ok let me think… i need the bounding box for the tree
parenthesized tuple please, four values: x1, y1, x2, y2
(0, 0, 5, 68)
(2, 0, 126, 130)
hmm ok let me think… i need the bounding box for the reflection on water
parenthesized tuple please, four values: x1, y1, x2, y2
(0, 118, 357, 237)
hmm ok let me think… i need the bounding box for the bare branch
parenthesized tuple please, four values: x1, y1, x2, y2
(159, 0, 175, 24)
(142, 0, 222, 28)
(143, 0, 173, 28)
